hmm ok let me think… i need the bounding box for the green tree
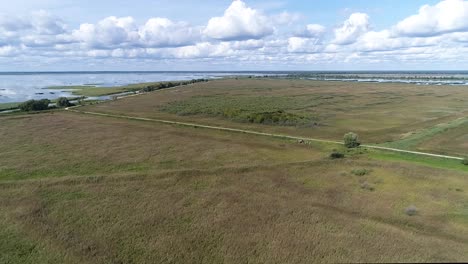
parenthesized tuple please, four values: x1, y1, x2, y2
(56, 97, 71, 108)
(19, 99, 50, 112)
(344, 132, 361, 148)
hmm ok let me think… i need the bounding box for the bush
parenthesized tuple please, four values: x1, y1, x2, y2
(360, 181, 375, 191)
(56, 97, 72, 107)
(344, 132, 361, 148)
(351, 169, 371, 176)
(462, 158, 468, 166)
(330, 150, 345, 159)
(19, 99, 50, 112)
(405, 205, 418, 216)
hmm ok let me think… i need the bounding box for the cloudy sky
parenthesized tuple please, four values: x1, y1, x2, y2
(1, 0, 468, 71)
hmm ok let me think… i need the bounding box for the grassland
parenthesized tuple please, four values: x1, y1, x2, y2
(0, 102, 20, 111)
(1, 78, 468, 263)
(81, 78, 468, 156)
(46, 85, 142, 97)
(1, 109, 468, 263)
(45, 79, 206, 97)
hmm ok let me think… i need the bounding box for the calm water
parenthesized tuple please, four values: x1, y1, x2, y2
(0, 71, 267, 103)
(1, 71, 468, 103)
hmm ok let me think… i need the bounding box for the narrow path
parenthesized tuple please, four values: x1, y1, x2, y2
(66, 107, 464, 161)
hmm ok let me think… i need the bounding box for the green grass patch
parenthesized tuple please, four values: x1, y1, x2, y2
(45, 80, 206, 97)
(0, 222, 68, 264)
(161, 95, 319, 126)
(382, 117, 468, 149)
(369, 150, 468, 172)
(0, 102, 21, 111)
(46, 85, 140, 97)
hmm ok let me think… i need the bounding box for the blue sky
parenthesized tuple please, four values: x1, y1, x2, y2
(1, 0, 467, 71)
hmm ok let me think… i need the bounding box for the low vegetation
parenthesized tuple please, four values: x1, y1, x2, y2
(0, 102, 20, 111)
(351, 168, 371, 176)
(1, 112, 467, 263)
(360, 180, 375, 191)
(81, 78, 468, 156)
(330, 150, 345, 159)
(344, 132, 361, 148)
(161, 95, 317, 126)
(47, 79, 209, 97)
(2, 78, 468, 263)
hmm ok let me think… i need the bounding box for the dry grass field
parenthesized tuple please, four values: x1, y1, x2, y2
(1, 78, 467, 263)
(1, 108, 468, 263)
(80, 78, 468, 156)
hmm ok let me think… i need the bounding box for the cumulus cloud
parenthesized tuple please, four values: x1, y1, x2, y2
(288, 37, 322, 53)
(72, 16, 200, 48)
(296, 24, 326, 38)
(30, 10, 67, 35)
(272, 11, 303, 25)
(4, 1, 468, 69)
(139, 18, 201, 47)
(0, 11, 66, 35)
(333, 13, 370, 45)
(203, 0, 274, 41)
(353, 30, 441, 52)
(72, 16, 139, 48)
(0, 15, 31, 32)
(394, 0, 468, 37)
(0, 45, 22, 57)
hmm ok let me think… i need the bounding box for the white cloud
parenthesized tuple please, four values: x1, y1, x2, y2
(394, 0, 468, 37)
(3, 1, 468, 69)
(353, 30, 441, 52)
(72, 16, 139, 48)
(139, 18, 200, 47)
(230, 39, 264, 50)
(30, 10, 67, 35)
(450, 32, 468, 42)
(296, 24, 326, 38)
(0, 45, 21, 57)
(0, 11, 67, 46)
(0, 11, 65, 35)
(0, 15, 31, 32)
(288, 37, 322, 53)
(159, 42, 235, 59)
(333, 13, 370, 45)
(203, 0, 274, 41)
(72, 16, 200, 49)
(272, 11, 303, 25)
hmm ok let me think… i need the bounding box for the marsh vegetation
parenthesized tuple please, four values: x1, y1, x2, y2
(1, 78, 467, 263)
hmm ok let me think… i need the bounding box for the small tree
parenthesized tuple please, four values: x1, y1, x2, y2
(344, 132, 361, 148)
(56, 97, 71, 107)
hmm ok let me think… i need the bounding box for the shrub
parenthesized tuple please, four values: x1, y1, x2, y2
(19, 99, 50, 112)
(56, 97, 72, 107)
(351, 169, 371, 176)
(462, 158, 468, 166)
(344, 132, 361, 148)
(360, 181, 375, 191)
(405, 205, 418, 216)
(330, 150, 345, 159)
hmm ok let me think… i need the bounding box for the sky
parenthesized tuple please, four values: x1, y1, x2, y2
(1, 0, 468, 71)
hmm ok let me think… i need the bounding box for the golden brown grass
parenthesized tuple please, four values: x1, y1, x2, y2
(1, 111, 468, 263)
(80, 78, 468, 155)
